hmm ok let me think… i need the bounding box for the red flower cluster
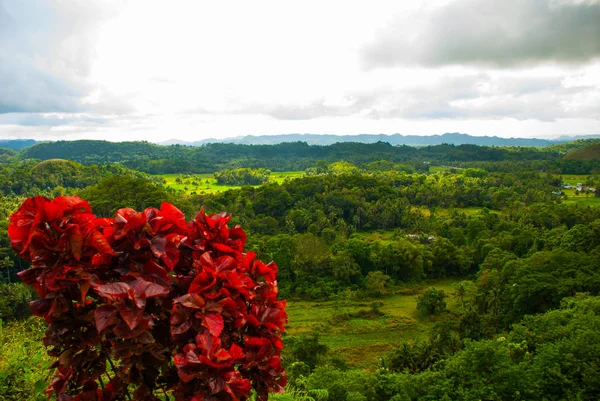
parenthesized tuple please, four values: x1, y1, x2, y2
(9, 196, 286, 401)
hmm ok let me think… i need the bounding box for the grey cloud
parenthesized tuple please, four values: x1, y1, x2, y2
(362, 0, 600, 68)
(0, 1, 118, 115)
(244, 73, 598, 122)
(367, 74, 598, 121)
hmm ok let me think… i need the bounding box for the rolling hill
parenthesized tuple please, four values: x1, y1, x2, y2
(564, 143, 600, 160)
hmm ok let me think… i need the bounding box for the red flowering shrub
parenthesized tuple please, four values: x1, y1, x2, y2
(9, 196, 286, 401)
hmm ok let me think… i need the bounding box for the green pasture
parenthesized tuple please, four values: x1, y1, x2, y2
(559, 174, 594, 185)
(429, 166, 464, 173)
(158, 171, 304, 195)
(414, 206, 494, 219)
(536, 173, 600, 207)
(270, 171, 305, 183)
(561, 189, 600, 207)
(354, 230, 398, 244)
(285, 279, 458, 369)
(430, 206, 491, 217)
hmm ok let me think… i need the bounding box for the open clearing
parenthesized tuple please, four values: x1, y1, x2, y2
(559, 174, 594, 185)
(158, 171, 304, 195)
(429, 166, 465, 173)
(285, 279, 458, 369)
(561, 189, 600, 207)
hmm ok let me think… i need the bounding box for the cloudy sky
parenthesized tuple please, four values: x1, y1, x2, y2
(1, 0, 599, 142)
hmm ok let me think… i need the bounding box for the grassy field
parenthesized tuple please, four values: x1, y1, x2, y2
(559, 174, 594, 185)
(0, 318, 50, 400)
(159, 171, 304, 195)
(285, 279, 459, 369)
(554, 174, 600, 207)
(429, 166, 465, 173)
(537, 173, 600, 207)
(561, 189, 600, 207)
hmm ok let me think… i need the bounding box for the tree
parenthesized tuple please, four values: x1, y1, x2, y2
(79, 175, 174, 216)
(287, 334, 329, 370)
(417, 287, 447, 315)
(364, 271, 390, 297)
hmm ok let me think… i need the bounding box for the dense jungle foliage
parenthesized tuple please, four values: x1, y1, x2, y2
(1, 139, 600, 400)
(10, 138, 600, 174)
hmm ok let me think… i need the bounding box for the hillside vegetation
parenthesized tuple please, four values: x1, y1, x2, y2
(16, 140, 562, 174)
(564, 142, 600, 160)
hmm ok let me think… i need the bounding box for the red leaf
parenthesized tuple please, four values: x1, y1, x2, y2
(48, 295, 69, 320)
(241, 252, 256, 272)
(251, 260, 278, 283)
(86, 229, 115, 256)
(67, 225, 83, 261)
(229, 343, 245, 361)
(228, 226, 247, 252)
(91, 252, 113, 266)
(196, 331, 219, 354)
(174, 293, 206, 309)
(203, 312, 224, 337)
(8, 196, 48, 257)
(215, 255, 236, 273)
(131, 278, 169, 298)
(46, 196, 91, 221)
(151, 234, 181, 271)
(94, 282, 130, 298)
(150, 236, 166, 257)
(79, 280, 91, 303)
(160, 202, 187, 230)
(189, 268, 216, 294)
(17, 268, 43, 294)
(171, 309, 193, 335)
(94, 305, 118, 332)
(139, 260, 170, 286)
(102, 376, 123, 401)
(117, 304, 144, 331)
(224, 371, 252, 400)
(208, 375, 225, 394)
(113, 209, 148, 239)
(29, 298, 52, 317)
(162, 233, 182, 270)
(212, 242, 236, 256)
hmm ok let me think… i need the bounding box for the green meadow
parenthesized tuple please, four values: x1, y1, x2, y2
(562, 189, 600, 206)
(159, 171, 304, 195)
(428, 166, 464, 173)
(555, 174, 600, 207)
(559, 174, 594, 185)
(285, 279, 458, 370)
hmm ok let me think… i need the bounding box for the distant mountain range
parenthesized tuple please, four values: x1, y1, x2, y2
(2, 133, 600, 150)
(158, 133, 600, 147)
(0, 139, 40, 150)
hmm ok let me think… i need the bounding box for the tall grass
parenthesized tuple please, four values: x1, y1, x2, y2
(0, 317, 50, 400)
